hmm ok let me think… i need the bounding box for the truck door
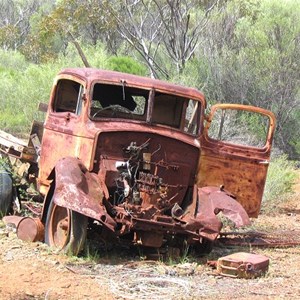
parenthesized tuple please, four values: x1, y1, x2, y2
(197, 104, 276, 217)
(39, 77, 88, 187)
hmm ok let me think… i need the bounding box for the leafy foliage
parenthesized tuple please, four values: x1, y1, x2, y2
(262, 155, 297, 213)
(0, 46, 109, 135)
(107, 56, 146, 76)
(188, 0, 300, 158)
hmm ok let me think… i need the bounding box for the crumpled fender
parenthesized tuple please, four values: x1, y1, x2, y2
(184, 186, 250, 241)
(51, 157, 116, 231)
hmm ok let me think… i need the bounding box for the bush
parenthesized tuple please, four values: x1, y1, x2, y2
(107, 56, 146, 76)
(0, 45, 110, 137)
(262, 154, 297, 213)
(0, 57, 57, 136)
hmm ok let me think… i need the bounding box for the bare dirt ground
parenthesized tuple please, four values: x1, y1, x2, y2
(1, 173, 300, 300)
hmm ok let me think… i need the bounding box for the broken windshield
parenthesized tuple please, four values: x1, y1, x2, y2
(90, 83, 148, 119)
(90, 83, 200, 135)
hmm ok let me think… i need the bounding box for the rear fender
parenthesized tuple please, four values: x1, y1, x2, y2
(44, 157, 116, 231)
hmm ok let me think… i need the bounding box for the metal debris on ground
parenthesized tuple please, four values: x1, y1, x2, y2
(2, 215, 44, 242)
(216, 252, 269, 279)
(218, 230, 300, 247)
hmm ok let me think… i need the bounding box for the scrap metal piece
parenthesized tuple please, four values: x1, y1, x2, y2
(3, 216, 44, 241)
(2, 215, 23, 228)
(219, 230, 300, 248)
(184, 186, 250, 241)
(52, 157, 116, 231)
(198, 186, 250, 227)
(17, 217, 44, 242)
(217, 252, 269, 278)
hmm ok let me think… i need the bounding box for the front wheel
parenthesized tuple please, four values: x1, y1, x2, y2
(45, 199, 88, 256)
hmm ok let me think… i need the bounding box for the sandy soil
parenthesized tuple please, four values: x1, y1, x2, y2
(1, 172, 300, 300)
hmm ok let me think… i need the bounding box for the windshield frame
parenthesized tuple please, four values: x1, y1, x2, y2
(88, 81, 202, 136)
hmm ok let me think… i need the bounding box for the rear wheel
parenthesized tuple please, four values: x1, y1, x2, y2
(0, 171, 13, 217)
(45, 198, 88, 256)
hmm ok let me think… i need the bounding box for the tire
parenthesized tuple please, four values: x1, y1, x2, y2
(0, 171, 13, 217)
(45, 197, 88, 256)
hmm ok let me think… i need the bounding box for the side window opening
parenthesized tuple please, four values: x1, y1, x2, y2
(208, 108, 270, 148)
(184, 100, 200, 135)
(152, 93, 200, 135)
(152, 94, 184, 128)
(53, 79, 83, 115)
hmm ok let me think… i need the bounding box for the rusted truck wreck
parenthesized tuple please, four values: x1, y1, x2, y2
(1, 68, 276, 255)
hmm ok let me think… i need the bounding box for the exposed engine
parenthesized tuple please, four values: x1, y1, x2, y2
(95, 131, 206, 247)
(111, 139, 185, 220)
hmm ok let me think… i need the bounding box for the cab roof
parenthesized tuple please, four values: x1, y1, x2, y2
(58, 68, 206, 106)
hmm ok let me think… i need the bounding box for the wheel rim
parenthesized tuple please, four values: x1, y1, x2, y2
(48, 204, 71, 249)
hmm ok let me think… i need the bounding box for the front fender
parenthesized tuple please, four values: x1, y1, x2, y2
(184, 186, 250, 241)
(51, 157, 116, 231)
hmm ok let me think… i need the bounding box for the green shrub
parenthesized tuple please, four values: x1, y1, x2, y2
(107, 56, 146, 76)
(0, 57, 57, 136)
(58, 43, 109, 69)
(0, 45, 110, 137)
(262, 154, 297, 213)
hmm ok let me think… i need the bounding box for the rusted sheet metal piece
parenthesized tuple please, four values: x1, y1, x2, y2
(184, 186, 250, 241)
(17, 217, 44, 242)
(52, 157, 116, 231)
(198, 187, 251, 227)
(217, 252, 269, 278)
(219, 230, 300, 248)
(2, 215, 23, 228)
(2, 216, 44, 242)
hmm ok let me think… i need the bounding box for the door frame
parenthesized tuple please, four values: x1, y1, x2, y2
(197, 103, 276, 217)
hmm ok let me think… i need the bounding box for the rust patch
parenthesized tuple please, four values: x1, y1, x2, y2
(183, 186, 250, 241)
(52, 157, 116, 231)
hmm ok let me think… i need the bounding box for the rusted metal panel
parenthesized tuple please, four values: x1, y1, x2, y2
(183, 186, 250, 241)
(198, 104, 276, 217)
(51, 157, 116, 231)
(38, 127, 95, 189)
(197, 154, 268, 217)
(217, 252, 269, 278)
